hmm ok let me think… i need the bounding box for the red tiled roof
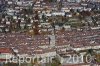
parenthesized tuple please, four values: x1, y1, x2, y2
(0, 59, 6, 62)
(0, 48, 12, 53)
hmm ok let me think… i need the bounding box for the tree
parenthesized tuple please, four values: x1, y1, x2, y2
(51, 57, 61, 66)
(42, 14, 46, 22)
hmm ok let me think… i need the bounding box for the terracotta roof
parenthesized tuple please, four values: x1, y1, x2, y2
(0, 59, 6, 62)
(0, 48, 13, 53)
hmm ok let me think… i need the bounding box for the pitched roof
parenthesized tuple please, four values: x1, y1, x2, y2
(0, 48, 13, 53)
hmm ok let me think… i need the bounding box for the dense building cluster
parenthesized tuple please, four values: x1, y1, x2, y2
(0, 0, 100, 66)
